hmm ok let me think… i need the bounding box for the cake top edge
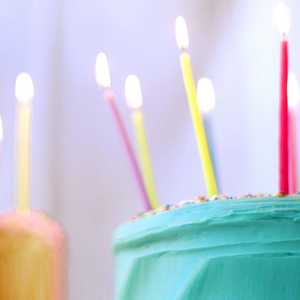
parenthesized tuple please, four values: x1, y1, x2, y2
(113, 193, 300, 248)
(130, 193, 300, 223)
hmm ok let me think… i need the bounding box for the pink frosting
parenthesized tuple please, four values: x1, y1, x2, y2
(0, 210, 66, 300)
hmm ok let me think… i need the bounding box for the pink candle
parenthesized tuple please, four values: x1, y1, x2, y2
(95, 52, 151, 210)
(274, 3, 291, 195)
(104, 89, 151, 210)
(279, 37, 289, 195)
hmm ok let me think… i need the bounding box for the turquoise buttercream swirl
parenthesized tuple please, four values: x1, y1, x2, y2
(113, 196, 300, 300)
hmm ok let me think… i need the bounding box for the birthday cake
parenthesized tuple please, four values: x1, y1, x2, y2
(0, 211, 65, 300)
(113, 195, 300, 300)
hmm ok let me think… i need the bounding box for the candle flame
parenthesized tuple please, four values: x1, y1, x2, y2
(125, 75, 143, 109)
(175, 16, 189, 50)
(273, 2, 291, 35)
(15, 73, 34, 103)
(197, 78, 216, 114)
(95, 52, 111, 88)
(0, 116, 3, 142)
(288, 72, 300, 108)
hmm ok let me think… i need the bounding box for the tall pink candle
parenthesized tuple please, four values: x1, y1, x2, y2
(279, 38, 289, 195)
(274, 3, 291, 195)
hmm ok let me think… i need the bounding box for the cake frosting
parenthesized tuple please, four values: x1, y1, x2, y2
(0, 211, 65, 300)
(114, 195, 300, 300)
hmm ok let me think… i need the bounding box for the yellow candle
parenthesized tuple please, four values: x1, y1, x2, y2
(125, 75, 158, 208)
(175, 17, 218, 196)
(15, 73, 34, 211)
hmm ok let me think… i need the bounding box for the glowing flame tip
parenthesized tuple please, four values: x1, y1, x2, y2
(15, 73, 34, 103)
(95, 52, 111, 88)
(175, 16, 189, 49)
(125, 75, 143, 109)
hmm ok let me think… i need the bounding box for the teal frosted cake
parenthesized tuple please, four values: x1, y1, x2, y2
(113, 195, 300, 300)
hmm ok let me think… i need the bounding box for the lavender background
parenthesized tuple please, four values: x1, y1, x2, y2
(0, 0, 299, 299)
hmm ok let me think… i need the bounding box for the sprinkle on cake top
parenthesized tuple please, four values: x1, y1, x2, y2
(129, 192, 300, 222)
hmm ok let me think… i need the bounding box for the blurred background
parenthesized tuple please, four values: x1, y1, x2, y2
(0, 0, 300, 299)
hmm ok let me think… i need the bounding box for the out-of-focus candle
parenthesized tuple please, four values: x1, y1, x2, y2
(197, 78, 220, 192)
(4, 76, 66, 300)
(15, 73, 34, 211)
(273, 2, 291, 195)
(95, 53, 151, 210)
(125, 75, 158, 209)
(288, 72, 300, 193)
(175, 16, 218, 197)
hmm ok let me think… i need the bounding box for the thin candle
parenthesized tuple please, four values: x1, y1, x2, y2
(175, 16, 218, 197)
(273, 2, 291, 195)
(197, 78, 220, 192)
(95, 53, 151, 210)
(288, 72, 300, 193)
(125, 75, 158, 209)
(4, 79, 66, 299)
(15, 73, 34, 211)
